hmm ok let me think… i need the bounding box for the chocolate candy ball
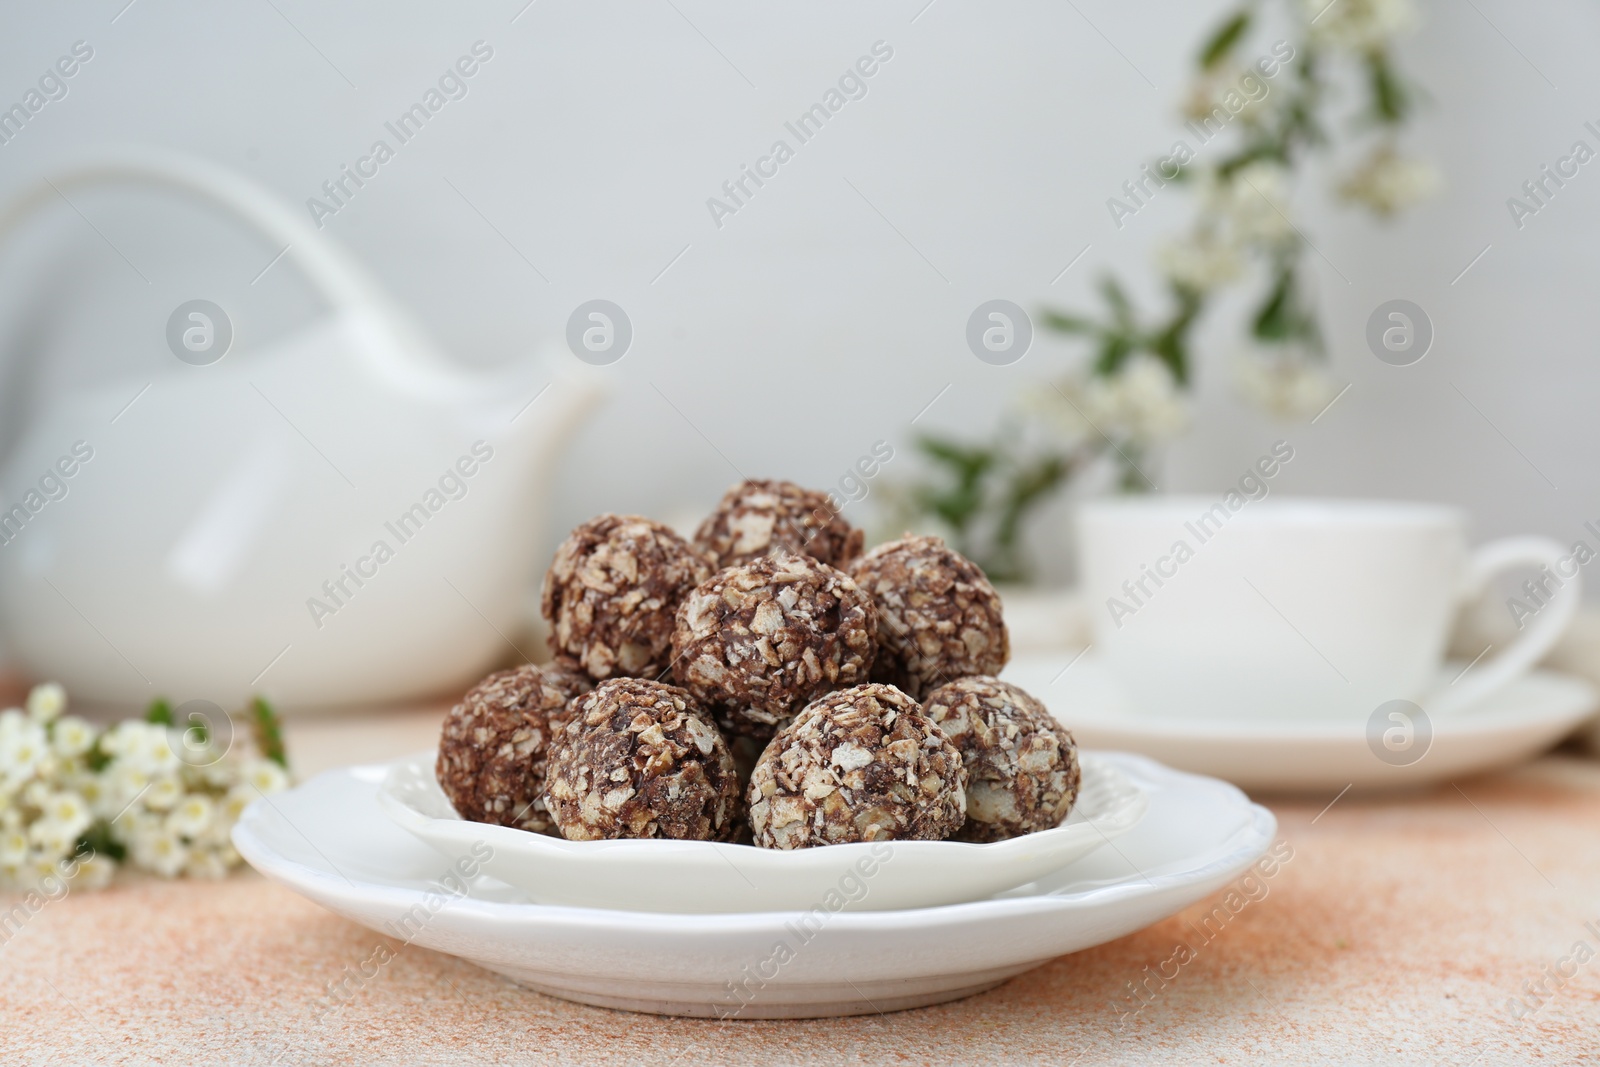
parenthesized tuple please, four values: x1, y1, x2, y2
(693, 479, 864, 570)
(747, 683, 966, 849)
(435, 661, 593, 833)
(671, 552, 877, 738)
(541, 514, 712, 681)
(543, 678, 741, 842)
(923, 676, 1080, 842)
(849, 535, 1010, 699)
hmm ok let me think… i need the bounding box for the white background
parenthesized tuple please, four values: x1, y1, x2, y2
(1, 0, 1596, 590)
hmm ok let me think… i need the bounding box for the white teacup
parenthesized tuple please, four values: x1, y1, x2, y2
(1077, 496, 1581, 720)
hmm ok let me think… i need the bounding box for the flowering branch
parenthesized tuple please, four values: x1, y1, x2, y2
(892, 0, 1434, 580)
(0, 683, 290, 889)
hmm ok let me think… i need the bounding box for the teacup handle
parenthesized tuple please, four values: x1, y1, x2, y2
(1422, 536, 1580, 716)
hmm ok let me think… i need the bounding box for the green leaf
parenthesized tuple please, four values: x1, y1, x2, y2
(994, 454, 1072, 565)
(1092, 333, 1134, 378)
(913, 482, 981, 534)
(1217, 138, 1286, 178)
(75, 819, 126, 864)
(1367, 50, 1407, 124)
(1199, 11, 1252, 70)
(144, 698, 173, 727)
(911, 435, 997, 539)
(250, 696, 289, 770)
(1251, 267, 1297, 341)
(1250, 264, 1323, 349)
(1119, 454, 1155, 493)
(916, 435, 994, 477)
(1150, 287, 1204, 384)
(1099, 276, 1135, 328)
(1041, 311, 1097, 335)
(85, 738, 110, 773)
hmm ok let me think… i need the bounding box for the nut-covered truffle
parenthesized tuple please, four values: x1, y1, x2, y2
(747, 683, 966, 849)
(435, 661, 594, 833)
(849, 535, 1010, 699)
(542, 514, 713, 681)
(923, 676, 1079, 842)
(671, 552, 877, 738)
(693, 479, 864, 570)
(543, 678, 741, 841)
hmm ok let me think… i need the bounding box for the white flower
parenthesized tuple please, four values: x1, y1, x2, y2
(1182, 67, 1273, 127)
(40, 792, 92, 840)
(68, 853, 115, 890)
(183, 847, 231, 880)
(76, 771, 121, 821)
(1157, 230, 1245, 292)
(130, 827, 188, 878)
(26, 682, 66, 724)
(142, 774, 183, 812)
(22, 778, 53, 809)
(51, 717, 96, 760)
(241, 760, 290, 796)
(1083, 355, 1191, 446)
(193, 817, 234, 849)
(99, 721, 178, 775)
(118, 807, 160, 839)
(1339, 145, 1438, 216)
(1306, 0, 1418, 51)
(23, 853, 63, 888)
(96, 720, 134, 758)
(1209, 163, 1296, 243)
(220, 786, 255, 825)
(28, 818, 79, 857)
(0, 829, 27, 866)
(172, 736, 224, 772)
(165, 794, 214, 839)
(105, 763, 153, 815)
(197, 761, 237, 790)
(140, 731, 181, 775)
(1020, 382, 1095, 445)
(1235, 350, 1343, 420)
(0, 719, 52, 780)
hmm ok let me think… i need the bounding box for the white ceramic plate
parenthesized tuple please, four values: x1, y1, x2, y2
(234, 752, 1274, 1018)
(1003, 652, 1599, 792)
(376, 751, 1147, 913)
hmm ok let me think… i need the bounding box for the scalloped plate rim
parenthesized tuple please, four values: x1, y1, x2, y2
(375, 749, 1148, 912)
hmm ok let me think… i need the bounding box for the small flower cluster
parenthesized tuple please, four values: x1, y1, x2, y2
(1233, 347, 1341, 421)
(1166, 163, 1299, 282)
(0, 683, 289, 890)
(1305, 0, 1417, 52)
(1339, 143, 1439, 217)
(1032, 356, 1191, 452)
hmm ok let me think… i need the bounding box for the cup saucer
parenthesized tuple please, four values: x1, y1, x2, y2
(1001, 652, 1598, 793)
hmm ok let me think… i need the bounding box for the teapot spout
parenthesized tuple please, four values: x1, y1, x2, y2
(499, 362, 610, 476)
(484, 358, 612, 534)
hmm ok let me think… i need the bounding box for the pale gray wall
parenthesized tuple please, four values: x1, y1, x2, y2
(0, 0, 1596, 594)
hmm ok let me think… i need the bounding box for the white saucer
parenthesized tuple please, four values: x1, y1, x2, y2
(376, 751, 1147, 914)
(233, 752, 1274, 1018)
(1002, 652, 1599, 793)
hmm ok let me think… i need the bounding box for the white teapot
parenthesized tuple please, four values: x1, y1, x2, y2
(0, 151, 606, 711)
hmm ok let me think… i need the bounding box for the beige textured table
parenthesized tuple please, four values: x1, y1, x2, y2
(4, 705, 1600, 1066)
